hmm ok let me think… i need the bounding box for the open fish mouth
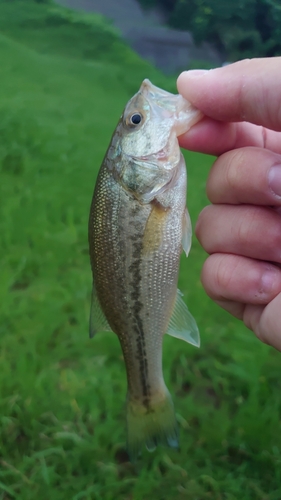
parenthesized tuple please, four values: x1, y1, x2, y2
(131, 132, 180, 169)
(134, 146, 169, 162)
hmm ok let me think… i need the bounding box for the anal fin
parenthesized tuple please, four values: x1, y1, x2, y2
(166, 289, 200, 347)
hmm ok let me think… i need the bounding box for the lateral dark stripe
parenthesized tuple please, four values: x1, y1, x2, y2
(129, 211, 151, 408)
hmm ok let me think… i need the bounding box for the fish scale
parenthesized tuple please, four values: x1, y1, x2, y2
(88, 79, 202, 460)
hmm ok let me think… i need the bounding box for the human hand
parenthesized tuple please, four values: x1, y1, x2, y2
(177, 58, 281, 351)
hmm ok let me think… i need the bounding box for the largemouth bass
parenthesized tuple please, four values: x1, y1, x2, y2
(88, 79, 202, 460)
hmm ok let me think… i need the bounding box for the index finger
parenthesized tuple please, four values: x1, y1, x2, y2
(177, 58, 281, 131)
(178, 117, 281, 156)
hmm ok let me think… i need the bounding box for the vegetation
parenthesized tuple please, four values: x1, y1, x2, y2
(138, 0, 281, 61)
(1, 1, 281, 499)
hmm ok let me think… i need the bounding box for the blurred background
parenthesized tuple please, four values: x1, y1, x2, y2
(0, 1, 281, 499)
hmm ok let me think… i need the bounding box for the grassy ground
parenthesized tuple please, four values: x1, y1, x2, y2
(0, 2, 281, 499)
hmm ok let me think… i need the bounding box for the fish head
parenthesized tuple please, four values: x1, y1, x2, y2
(110, 79, 202, 203)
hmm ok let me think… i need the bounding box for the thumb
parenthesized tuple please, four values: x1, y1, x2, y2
(177, 58, 281, 132)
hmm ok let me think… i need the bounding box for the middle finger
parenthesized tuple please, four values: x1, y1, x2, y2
(207, 147, 281, 206)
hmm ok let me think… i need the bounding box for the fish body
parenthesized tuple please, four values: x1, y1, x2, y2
(88, 80, 201, 460)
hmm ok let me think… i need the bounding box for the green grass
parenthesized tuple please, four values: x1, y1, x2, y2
(0, 2, 281, 499)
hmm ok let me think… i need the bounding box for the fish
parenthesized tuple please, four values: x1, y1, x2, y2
(88, 79, 202, 461)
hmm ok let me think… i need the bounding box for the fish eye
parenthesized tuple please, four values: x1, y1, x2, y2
(130, 113, 142, 125)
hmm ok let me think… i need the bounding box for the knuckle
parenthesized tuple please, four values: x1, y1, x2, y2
(207, 149, 247, 202)
(236, 208, 257, 244)
(224, 149, 245, 190)
(214, 255, 236, 292)
(203, 254, 237, 299)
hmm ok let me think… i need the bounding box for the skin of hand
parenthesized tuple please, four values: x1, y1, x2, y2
(177, 58, 281, 351)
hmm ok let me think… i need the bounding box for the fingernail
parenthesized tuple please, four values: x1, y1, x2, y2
(180, 69, 209, 78)
(268, 165, 281, 197)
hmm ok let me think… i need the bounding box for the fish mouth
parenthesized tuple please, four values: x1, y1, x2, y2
(132, 131, 179, 168)
(140, 79, 203, 137)
(136, 146, 167, 162)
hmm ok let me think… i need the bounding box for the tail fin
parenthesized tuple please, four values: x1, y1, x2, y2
(126, 389, 178, 461)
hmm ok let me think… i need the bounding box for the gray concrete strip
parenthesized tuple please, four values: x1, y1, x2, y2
(56, 0, 222, 73)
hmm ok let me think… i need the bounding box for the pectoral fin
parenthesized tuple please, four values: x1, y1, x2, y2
(89, 283, 112, 338)
(166, 289, 200, 347)
(182, 208, 192, 257)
